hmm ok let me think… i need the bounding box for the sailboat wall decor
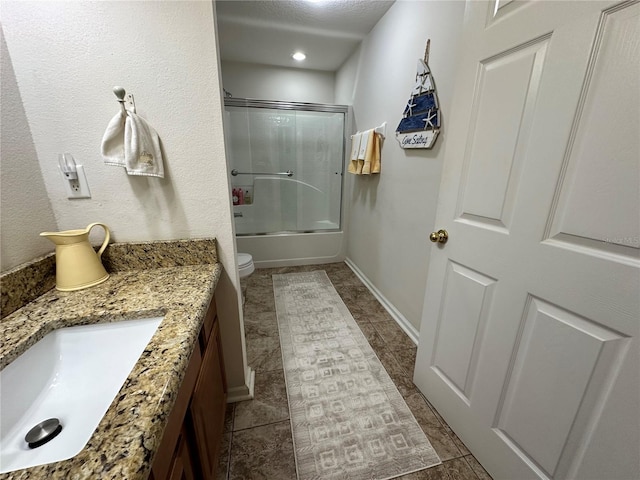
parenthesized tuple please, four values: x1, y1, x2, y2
(396, 40, 441, 149)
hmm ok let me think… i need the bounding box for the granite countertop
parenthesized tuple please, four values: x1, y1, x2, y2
(0, 239, 222, 479)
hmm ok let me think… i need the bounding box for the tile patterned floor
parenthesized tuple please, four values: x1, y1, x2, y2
(218, 262, 493, 480)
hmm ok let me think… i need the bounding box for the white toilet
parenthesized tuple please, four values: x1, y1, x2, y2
(237, 253, 255, 279)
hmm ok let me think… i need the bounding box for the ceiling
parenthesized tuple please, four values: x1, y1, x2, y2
(215, 0, 395, 71)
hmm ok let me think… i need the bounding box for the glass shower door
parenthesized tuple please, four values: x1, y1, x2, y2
(224, 101, 345, 235)
(294, 110, 344, 231)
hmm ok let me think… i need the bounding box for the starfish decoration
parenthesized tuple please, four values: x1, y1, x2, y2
(404, 101, 417, 118)
(423, 110, 438, 129)
(422, 74, 433, 92)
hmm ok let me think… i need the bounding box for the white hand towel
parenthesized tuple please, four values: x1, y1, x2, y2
(348, 132, 361, 175)
(124, 111, 164, 178)
(358, 129, 371, 160)
(101, 110, 164, 178)
(350, 132, 361, 161)
(101, 110, 127, 167)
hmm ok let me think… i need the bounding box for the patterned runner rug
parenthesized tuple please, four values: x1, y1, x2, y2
(273, 271, 441, 480)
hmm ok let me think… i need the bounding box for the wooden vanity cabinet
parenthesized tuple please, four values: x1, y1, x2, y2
(167, 425, 197, 480)
(150, 297, 227, 480)
(190, 318, 227, 478)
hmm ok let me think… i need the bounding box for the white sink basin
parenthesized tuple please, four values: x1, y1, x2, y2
(0, 317, 163, 474)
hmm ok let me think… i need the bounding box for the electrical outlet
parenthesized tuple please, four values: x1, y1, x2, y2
(60, 165, 91, 199)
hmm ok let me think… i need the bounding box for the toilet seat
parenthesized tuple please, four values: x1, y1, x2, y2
(237, 253, 255, 278)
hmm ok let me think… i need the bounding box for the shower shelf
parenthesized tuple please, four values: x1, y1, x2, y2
(232, 185, 253, 206)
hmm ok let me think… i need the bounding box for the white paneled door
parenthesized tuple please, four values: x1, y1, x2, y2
(413, 1, 639, 479)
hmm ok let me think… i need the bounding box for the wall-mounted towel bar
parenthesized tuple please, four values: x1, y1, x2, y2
(374, 122, 387, 138)
(231, 169, 294, 177)
(350, 122, 387, 139)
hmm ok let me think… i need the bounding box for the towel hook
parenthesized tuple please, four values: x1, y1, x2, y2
(112, 86, 136, 114)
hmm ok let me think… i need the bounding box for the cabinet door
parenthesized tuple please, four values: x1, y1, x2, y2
(190, 321, 227, 480)
(150, 347, 202, 480)
(168, 429, 196, 480)
(199, 297, 217, 353)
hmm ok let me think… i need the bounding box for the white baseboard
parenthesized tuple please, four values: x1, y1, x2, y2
(254, 255, 345, 269)
(344, 258, 420, 345)
(226, 367, 255, 403)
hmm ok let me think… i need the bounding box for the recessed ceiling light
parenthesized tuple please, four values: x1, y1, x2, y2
(292, 51, 306, 61)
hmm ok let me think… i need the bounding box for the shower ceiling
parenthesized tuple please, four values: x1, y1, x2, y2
(216, 0, 395, 71)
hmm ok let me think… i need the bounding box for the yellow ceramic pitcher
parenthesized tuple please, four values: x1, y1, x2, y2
(40, 223, 111, 291)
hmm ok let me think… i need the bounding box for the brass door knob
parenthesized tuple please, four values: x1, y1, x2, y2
(429, 229, 448, 244)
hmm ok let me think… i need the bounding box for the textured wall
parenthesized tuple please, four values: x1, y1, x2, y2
(1, 1, 250, 394)
(0, 31, 57, 271)
(2, 2, 230, 244)
(339, 1, 465, 332)
(222, 61, 336, 104)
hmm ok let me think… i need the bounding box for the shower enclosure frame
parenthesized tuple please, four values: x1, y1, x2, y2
(224, 97, 350, 237)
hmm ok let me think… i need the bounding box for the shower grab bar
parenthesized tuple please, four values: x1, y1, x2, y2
(231, 169, 294, 177)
